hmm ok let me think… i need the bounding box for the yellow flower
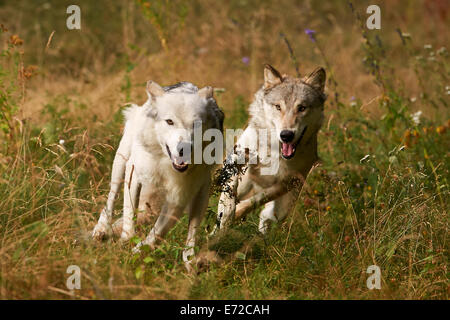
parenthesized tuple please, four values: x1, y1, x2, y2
(9, 34, 23, 46)
(404, 130, 411, 148)
(436, 126, 446, 134)
(23, 65, 38, 79)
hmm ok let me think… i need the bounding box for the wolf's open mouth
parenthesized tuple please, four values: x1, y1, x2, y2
(280, 126, 307, 160)
(166, 144, 189, 172)
(172, 162, 188, 172)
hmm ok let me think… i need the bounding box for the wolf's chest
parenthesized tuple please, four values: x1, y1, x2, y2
(248, 153, 313, 188)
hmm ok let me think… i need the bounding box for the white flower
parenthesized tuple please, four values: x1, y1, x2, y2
(424, 44, 432, 50)
(59, 139, 65, 145)
(360, 154, 370, 163)
(437, 47, 448, 56)
(411, 111, 422, 125)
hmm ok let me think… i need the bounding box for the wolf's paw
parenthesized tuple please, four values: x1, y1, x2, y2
(132, 238, 155, 254)
(183, 247, 196, 273)
(208, 225, 218, 237)
(183, 247, 195, 263)
(258, 221, 270, 235)
(92, 208, 113, 241)
(92, 223, 112, 241)
(132, 241, 144, 254)
(258, 216, 277, 235)
(119, 229, 135, 243)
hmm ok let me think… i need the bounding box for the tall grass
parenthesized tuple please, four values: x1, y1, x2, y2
(0, 1, 448, 299)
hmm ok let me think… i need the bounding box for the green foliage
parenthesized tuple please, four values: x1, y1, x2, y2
(225, 95, 248, 129)
(0, 30, 21, 141)
(137, 0, 189, 50)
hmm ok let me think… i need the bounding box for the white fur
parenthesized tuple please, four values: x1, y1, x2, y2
(92, 82, 223, 269)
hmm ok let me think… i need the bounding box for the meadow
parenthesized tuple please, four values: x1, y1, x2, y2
(0, 0, 448, 299)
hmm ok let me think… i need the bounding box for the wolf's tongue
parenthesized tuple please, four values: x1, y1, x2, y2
(282, 143, 294, 157)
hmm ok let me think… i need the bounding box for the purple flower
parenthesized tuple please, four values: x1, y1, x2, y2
(241, 56, 250, 65)
(305, 29, 316, 42)
(350, 96, 356, 101)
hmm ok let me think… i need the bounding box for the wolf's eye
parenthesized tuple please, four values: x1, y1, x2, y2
(274, 104, 281, 111)
(297, 104, 307, 112)
(165, 119, 174, 125)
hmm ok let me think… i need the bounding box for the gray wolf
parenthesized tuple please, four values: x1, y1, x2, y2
(215, 64, 326, 234)
(92, 81, 224, 266)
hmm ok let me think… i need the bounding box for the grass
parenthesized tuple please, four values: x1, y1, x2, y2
(0, 0, 448, 299)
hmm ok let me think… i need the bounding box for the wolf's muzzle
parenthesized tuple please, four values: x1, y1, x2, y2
(280, 126, 307, 160)
(280, 130, 295, 143)
(166, 144, 189, 172)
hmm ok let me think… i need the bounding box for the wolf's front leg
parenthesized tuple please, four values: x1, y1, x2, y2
(217, 174, 238, 230)
(120, 163, 141, 242)
(212, 151, 247, 234)
(183, 183, 210, 271)
(92, 149, 128, 240)
(136, 182, 157, 225)
(133, 203, 184, 253)
(92, 207, 114, 240)
(258, 191, 298, 234)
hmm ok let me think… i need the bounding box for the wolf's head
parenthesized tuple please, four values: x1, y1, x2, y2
(146, 81, 224, 173)
(260, 64, 326, 160)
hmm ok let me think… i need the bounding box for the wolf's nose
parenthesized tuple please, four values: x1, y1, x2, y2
(280, 130, 294, 143)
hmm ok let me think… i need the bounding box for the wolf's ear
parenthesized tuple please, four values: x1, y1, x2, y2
(146, 80, 165, 99)
(146, 108, 158, 119)
(198, 86, 214, 99)
(264, 64, 283, 89)
(304, 67, 326, 92)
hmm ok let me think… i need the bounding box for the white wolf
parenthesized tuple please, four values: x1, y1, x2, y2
(215, 64, 326, 234)
(92, 81, 224, 265)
